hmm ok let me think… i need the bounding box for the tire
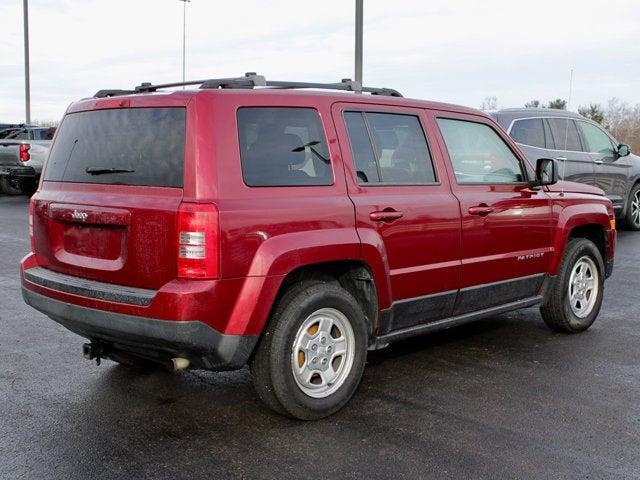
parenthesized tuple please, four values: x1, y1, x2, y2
(540, 238, 605, 333)
(0, 176, 24, 195)
(622, 183, 640, 231)
(250, 281, 368, 420)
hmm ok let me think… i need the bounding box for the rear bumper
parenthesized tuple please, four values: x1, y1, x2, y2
(22, 286, 257, 370)
(0, 165, 38, 178)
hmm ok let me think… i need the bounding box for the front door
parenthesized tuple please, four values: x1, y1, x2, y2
(578, 119, 630, 215)
(433, 112, 554, 315)
(332, 103, 461, 332)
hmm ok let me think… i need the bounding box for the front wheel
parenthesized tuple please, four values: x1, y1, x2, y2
(622, 183, 640, 231)
(540, 238, 605, 333)
(250, 282, 368, 420)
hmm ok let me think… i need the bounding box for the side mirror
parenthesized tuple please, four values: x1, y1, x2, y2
(617, 144, 630, 158)
(532, 158, 558, 187)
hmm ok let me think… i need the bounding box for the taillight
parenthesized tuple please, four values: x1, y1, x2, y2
(28, 198, 35, 252)
(19, 144, 31, 162)
(177, 203, 219, 279)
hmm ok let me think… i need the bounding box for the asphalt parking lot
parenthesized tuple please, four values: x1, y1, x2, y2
(1, 194, 639, 480)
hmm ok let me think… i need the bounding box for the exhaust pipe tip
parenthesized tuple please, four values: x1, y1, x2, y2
(171, 357, 190, 370)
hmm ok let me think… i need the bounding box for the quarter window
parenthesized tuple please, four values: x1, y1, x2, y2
(343, 111, 436, 184)
(510, 118, 546, 148)
(437, 118, 525, 184)
(547, 118, 583, 152)
(237, 107, 332, 187)
(344, 112, 380, 183)
(578, 121, 615, 155)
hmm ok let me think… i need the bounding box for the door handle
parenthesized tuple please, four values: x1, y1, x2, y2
(556, 156, 567, 162)
(369, 210, 403, 222)
(594, 159, 603, 165)
(468, 205, 494, 216)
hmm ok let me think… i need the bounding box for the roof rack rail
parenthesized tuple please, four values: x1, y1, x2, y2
(93, 72, 402, 98)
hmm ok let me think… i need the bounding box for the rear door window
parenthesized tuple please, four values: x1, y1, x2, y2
(547, 118, 583, 152)
(44, 108, 186, 187)
(237, 107, 332, 187)
(343, 111, 436, 184)
(510, 118, 546, 148)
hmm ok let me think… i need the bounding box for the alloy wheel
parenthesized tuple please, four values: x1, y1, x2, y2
(632, 190, 640, 227)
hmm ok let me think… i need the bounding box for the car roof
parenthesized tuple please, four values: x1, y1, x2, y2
(492, 108, 585, 121)
(71, 88, 485, 118)
(491, 108, 591, 131)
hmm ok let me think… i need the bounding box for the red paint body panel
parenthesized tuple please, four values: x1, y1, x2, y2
(21, 88, 617, 350)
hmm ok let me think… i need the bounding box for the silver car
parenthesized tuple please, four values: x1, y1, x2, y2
(0, 126, 54, 195)
(492, 108, 640, 230)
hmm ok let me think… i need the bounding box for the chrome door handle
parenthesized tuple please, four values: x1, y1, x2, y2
(594, 159, 604, 165)
(556, 156, 567, 162)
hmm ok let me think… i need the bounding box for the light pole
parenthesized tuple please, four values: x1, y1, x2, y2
(354, 0, 363, 85)
(23, 0, 31, 124)
(179, 0, 190, 85)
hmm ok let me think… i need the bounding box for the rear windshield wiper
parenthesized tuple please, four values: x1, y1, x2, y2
(85, 167, 135, 176)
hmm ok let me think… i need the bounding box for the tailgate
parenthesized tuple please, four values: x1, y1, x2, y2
(0, 141, 20, 166)
(32, 186, 182, 289)
(32, 107, 187, 290)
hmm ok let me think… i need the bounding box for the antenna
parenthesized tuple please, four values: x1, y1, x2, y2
(559, 68, 574, 196)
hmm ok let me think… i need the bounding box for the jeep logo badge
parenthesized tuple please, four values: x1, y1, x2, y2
(71, 210, 88, 222)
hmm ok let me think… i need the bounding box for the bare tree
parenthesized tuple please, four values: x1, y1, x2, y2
(480, 96, 498, 111)
(32, 119, 59, 127)
(605, 98, 640, 153)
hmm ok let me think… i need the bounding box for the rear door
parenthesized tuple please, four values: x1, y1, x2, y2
(332, 103, 461, 331)
(32, 106, 187, 289)
(434, 112, 553, 315)
(546, 117, 594, 186)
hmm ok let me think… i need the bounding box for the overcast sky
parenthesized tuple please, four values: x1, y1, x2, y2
(1, 0, 639, 123)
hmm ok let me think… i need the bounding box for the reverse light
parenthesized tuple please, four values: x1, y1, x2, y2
(19, 144, 31, 162)
(177, 203, 219, 279)
(28, 198, 35, 252)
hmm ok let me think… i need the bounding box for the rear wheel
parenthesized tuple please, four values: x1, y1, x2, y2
(540, 238, 605, 333)
(0, 176, 24, 195)
(622, 183, 640, 231)
(250, 282, 368, 420)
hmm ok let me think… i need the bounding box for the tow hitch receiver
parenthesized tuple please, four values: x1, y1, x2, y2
(82, 342, 108, 366)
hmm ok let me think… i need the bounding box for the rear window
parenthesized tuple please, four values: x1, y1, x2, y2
(237, 107, 332, 187)
(44, 108, 186, 187)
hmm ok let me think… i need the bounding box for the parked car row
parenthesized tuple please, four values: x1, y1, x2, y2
(492, 109, 640, 230)
(0, 124, 55, 195)
(21, 74, 617, 419)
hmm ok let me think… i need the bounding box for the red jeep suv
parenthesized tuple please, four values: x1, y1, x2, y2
(21, 74, 616, 419)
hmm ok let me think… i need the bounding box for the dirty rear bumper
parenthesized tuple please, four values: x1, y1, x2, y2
(22, 287, 257, 370)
